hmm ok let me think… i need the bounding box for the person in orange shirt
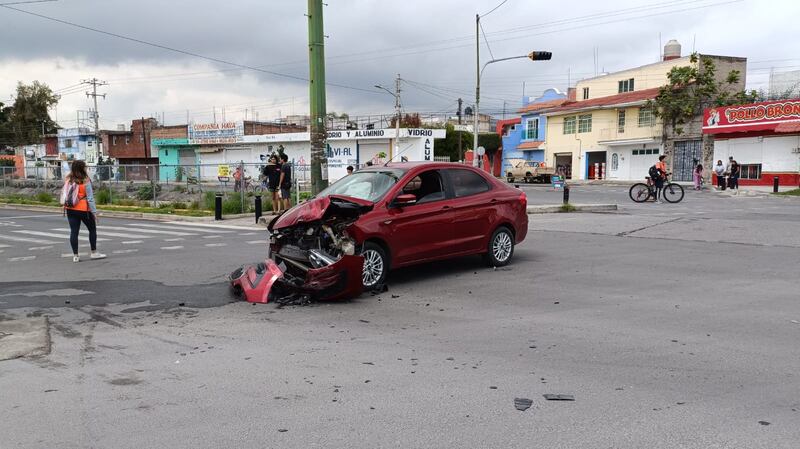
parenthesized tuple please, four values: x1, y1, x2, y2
(62, 160, 106, 262)
(654, 155, 668, 203)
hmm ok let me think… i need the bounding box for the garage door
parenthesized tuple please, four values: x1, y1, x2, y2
(630, 148, 660, 180)
(359, 141, 390, 165)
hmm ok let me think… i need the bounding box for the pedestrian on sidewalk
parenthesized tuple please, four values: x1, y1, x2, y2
(60, 160, 106, 263)
(728, 159, 740, 193)
(714, 160, 726, 190)
(278, 153, 292, 211)
(693, 164, 704, 190)
(262, 155, 281, 214)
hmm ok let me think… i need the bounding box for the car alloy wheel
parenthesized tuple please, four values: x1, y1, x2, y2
(492, 231, 513, 263)
(361, 248, 384, 288)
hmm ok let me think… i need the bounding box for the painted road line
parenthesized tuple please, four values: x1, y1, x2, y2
(160, 246, 184, 250)
(0, 244, 11, 248)
(1, 214, 63, 219)
(127, 223, 233, 234)
(0, 222, 22, 227)
(98, 225, 199, 236)
(61, 253, 89, 258)
(121, 240, 143, 245)
(52, 228, 152, 239)
(0, 234, 58, 245)
(246, 240, 268, 245)
(204, 243, 227, 247)
(202, 235, 221, 239)
(13, 230, 110, 242)
(163, 221, 256, 231)
(241, 232, 259, 236)
(8, 256, 36, 262)
(112, 249, 139, 254)
(28, 246, 54, 251)
(164, 237, 185, 242)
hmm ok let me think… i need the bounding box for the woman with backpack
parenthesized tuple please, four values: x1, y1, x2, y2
(61, 160, 106, 262)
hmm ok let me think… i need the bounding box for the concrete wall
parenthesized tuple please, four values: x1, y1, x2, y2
(576, 56, 692, 100)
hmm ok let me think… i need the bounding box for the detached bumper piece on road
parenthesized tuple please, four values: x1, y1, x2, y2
(229, 255, 364, 306)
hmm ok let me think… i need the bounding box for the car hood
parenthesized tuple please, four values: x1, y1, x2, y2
(269, 195, 374, 230)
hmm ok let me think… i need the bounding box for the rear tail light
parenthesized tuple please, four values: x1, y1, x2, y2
(519, 191, 527, 209)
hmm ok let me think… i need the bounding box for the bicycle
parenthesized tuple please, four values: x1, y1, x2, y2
(629, 173, 685, 203)
(243, 176, 263, 194)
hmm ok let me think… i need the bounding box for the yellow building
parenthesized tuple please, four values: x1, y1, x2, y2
(542, 41, 746, 181)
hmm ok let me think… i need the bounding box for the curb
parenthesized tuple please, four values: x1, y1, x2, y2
(527, 203, 617, 214)
(0, 203, 257, 224)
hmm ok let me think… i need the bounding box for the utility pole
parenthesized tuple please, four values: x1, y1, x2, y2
(308, 0, 328, 194)
(83, 78, 107, 157)
(457, 98, 463, 161)
(394, 73, 401, 160)
(474, 13, 480, 168)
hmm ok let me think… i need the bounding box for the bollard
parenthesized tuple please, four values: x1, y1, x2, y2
(214, 193, 223, 221)
(254, 194, 262, 224)
(563, 185, 570, 204)
(773, 176, 779, 193)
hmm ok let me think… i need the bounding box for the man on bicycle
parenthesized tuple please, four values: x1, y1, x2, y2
(652, 155, 668, 203)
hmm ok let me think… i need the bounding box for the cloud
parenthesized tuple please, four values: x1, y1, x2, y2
(1, 0, 799, 127)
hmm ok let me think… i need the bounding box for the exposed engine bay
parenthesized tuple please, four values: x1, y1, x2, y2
(229, 196, 371, 305)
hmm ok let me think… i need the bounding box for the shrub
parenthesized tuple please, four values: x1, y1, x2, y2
(173, 185, 186, 193)
(203, 191, 217, 210)
(116, 198, 137, 206)
(222, 194, 248, 214)
(95, 188, 112, 205)
(0, 159, 16, 167)
(172, 201, 187, 210)
(189, 201, 200, 210)
(136, 183, 162, 200)
(35, 191, 54, 203)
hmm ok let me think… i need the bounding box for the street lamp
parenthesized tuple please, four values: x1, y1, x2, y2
(473, 50, 552, 168)
(375, 74, 401, 161)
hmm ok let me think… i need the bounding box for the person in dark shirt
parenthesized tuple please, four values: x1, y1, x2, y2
(278, 153, 292, 211)
(261, 155, 281, 213)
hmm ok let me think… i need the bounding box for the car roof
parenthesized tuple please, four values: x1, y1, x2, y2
(358, 161, 479, 171)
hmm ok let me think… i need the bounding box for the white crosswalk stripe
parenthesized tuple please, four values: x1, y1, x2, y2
(13, 230, 110, 242)
(162, 221, 256, 231)
(0, 244, 11, 248)
(98, 225, 199, 236)
(9, 256, 36, 262)
(204, 243, 227, 247)
(62, 253, 89, 258)
(0, 234, 58, 244)
(164, 237, 184, 242)
(53, 228, 152, 239)
(161, 246, 184, 250)
(247, 240, 267, 245)
(202, 235, 221, 239)
(121, 240, 143, 245)
(112, 249, 139, 254)
(127, 223, 233, 234)
(28, 246, 54, 251)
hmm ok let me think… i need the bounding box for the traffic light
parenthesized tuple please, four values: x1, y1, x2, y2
(528, 51, 552, 61)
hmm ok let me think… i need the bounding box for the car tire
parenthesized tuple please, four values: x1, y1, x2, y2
(483, 226, 515, 267)
(361, 242, 388, 289)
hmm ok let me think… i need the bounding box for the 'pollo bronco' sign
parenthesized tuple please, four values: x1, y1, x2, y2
(703, 99, 800, 134)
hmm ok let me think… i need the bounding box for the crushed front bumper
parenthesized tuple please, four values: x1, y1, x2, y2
(229, 255, 364, 304)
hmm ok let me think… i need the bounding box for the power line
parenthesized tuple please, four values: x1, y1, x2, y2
(0, 4, 379, 95)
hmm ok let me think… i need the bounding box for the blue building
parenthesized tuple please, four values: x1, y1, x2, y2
(501, 88, 567, 176)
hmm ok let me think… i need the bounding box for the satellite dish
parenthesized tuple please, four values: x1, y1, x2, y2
(476, 146, 485, 156)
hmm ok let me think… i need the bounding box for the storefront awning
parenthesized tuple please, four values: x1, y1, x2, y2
(597, 137, 655, 146)
(775, 122, 800, 133)
(517, 141, 543, 150)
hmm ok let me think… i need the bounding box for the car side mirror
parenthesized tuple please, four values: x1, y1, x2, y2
(394, 193, 417, 206)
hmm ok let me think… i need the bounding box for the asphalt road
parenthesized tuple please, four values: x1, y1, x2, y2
(1, 191, 799, 449)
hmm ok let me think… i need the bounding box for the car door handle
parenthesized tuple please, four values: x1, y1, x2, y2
(441, 205, 451, 210)
(490, 198, 498, 203)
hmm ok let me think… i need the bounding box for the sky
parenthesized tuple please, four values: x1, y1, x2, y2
(1, 0, 799, 130)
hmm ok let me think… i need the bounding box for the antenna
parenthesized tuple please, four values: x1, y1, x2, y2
(383, 143, 416, 166)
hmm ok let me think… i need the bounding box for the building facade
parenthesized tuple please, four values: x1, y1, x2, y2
(703, 99, 800, 187)
(501, 88, 568, 176)
(543, 42, 746, 181)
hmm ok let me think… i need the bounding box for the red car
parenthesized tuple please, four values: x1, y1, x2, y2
(230, 162, 528, 304)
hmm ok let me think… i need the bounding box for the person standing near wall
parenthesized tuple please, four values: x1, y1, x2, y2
(714, 160, 726, 190)
(728, 160, 740, 193)
(278, 153, 292, 211)
(60, 160, 106, 263)
(262, 155, 281, 214)
(693, 164, 704, 190)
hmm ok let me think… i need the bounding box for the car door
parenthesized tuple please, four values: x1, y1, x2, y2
(384, 169, 454, 265)
(443, 168, 495, 254)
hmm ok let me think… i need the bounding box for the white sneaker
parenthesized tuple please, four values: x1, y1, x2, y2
(72, 255, 80, 263)
(90, 252, 107, 260)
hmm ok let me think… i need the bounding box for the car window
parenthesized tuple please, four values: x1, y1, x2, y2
(400, 170, 445, 204)
(316, 169, 404, 202)
(447, 169, 491, 198)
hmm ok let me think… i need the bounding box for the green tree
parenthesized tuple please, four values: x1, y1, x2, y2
(3, 81, 59, 146)
(647, 53, 760, 136)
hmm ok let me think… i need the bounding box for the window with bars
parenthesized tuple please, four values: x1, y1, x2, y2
(582, 87, 589, 99)
(563, 116, 576, 134)
(525, 118, 539, 140)
(740, 164, 762, 180)
(578, 114, 592, 133)
(632, 148, 659, 156)
(618, 78, 635, 93)
(617, 110, 626, 133)
(638, 107, 656, 127)
(112, 136, 117, 146)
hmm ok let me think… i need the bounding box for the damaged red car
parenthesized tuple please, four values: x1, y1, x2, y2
(230, 162, 528, 304)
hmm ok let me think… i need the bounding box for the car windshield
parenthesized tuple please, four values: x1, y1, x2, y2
(316, 169, 405, 202)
